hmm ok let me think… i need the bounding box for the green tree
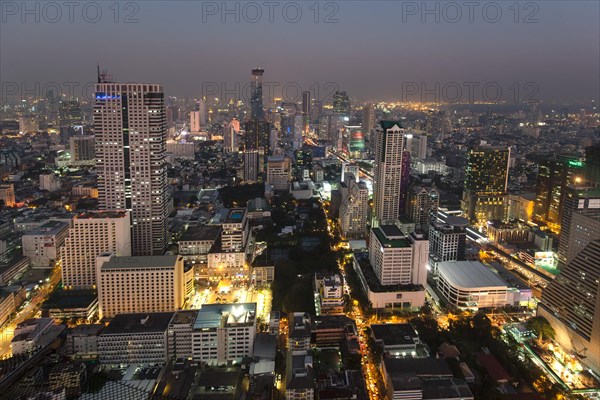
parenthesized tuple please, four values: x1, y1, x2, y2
(526, 316, 555, 346)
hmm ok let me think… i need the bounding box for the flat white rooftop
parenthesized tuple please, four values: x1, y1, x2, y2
(437, 261, 507, 289)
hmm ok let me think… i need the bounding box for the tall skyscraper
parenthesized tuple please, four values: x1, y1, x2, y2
(407, 185, 439, 230)
(332, 91, 350, 116)
(302, 91, 311, 134)
(399, 150, 411, 216)
(95, 83, 169, 256)
(224, 119, 239, 153)
(538, 216, 600, 373)
(243, 150, 259, 183)
(585, 143, 600, 184)
(372, 121, 405, 224)
(461, 146, 510, 224)
(70, 135, 96, 166)
(339, 173, 369, 239)
(556, 184, 600, 265)
(362, 103, 375, 139)
(251, 68, 265, 120)
(244, 119, 270, 151)
(534, 154, 584, 231)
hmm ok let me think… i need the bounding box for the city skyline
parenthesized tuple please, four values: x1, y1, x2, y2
(1, 2, 599, 103)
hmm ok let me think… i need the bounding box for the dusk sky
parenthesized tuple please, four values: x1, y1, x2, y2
(2, 1, 599, 103)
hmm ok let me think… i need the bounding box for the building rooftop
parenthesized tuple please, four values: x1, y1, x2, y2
(42, 289, 97, 310)
(102, 312, 174, 335)
(169, 310, 198, 326)
(437, 261, 507, 289)
(384, 358, 452, 378)
(101, 255, 181, 270)
(76, 210, 128, 220)
(371, 323, 419, 346)
(225, 208, 246, 224)
(421, 378, 473, 399)
(379, 121, 403, 131)
(22, 220, 69, 236)
(194, 303, 256, 329)
(253, 333, 277, 360)
(372, 226, 410, 248)
(180, 225, 221, 242)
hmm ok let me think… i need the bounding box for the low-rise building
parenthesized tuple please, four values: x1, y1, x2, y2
(288, 312, 312, 351)
(11, 318, 55, 354)
(21, 220, 69, 268)
(178, 225, 221, 263)
(382, 358, 473, 400)
(314, 273, 344, 315)
(371, 323, 421, 357)
(0, 289, 16, 326)
(192, 303, 257, 365)
(98, 312, 173, 365)
(66, 323, 104, 358)
(436, 261, 509, 310)
(286, 352, 314, 400)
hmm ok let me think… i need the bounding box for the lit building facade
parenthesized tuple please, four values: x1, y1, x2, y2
(96, 254, 190, 319)
(339, 174, 369, 239)
(191, 303, 257, 365)
(372, 121, 405, 224)
(95, 83, 169, 256)
(461, 146, 510, 224)
(61, 211, 131, 289)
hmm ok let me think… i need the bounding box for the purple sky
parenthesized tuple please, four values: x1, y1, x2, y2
(1, 1, 599, 103)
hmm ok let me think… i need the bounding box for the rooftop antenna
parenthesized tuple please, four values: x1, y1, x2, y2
(97, 63, 113, 83)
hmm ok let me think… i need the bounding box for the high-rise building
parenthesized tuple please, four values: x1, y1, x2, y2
(538, 230, 600, 373)
(405, 133, 427, 160)
(368, 225, 429, 287)
(224, 119, 239, 152)
(96, 254, 190, 319)
(39, 174, 61, 192)
(244, 119, 270, 151)
(428, 215, 468, 271)
(220, 208, 249, 252)
(407, 185, 439, 230)
(251, 68, 265, 120)
(95, 83, 169, 256)
(461, 146, 510, 224)
(190, 110, 202, 133)
(293, 113, 304, 150)
(243, 150, 260, 183)
(557, 184, 600, 265)
(341, 162, 360, 184)
(332, 91, 350, 116)
(59, 99, 83, 127)
(61, 211, 131, 289)
(339, 174, 369, 239)
(190, 99, 208, 133)
(534, 154, 585, 231)
(0, 184, 16, 207)
(69, 135, 96, 166)
(21, 221, 69, 268)
(266, 156, 291, 191)
(302, 91, 311, 134)
(362, 103, 375, 139)
(372, 121, 405, 224)
(399, 150, 411, 216)
(585, 143, 600, 184)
